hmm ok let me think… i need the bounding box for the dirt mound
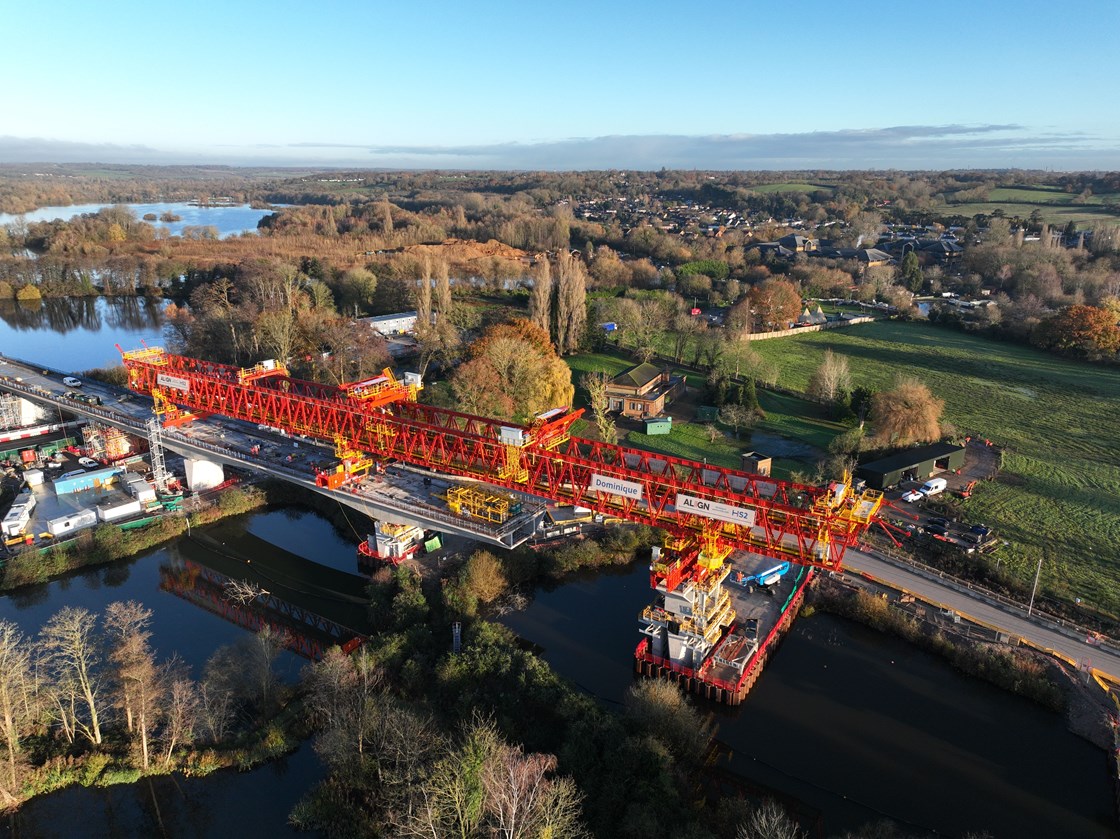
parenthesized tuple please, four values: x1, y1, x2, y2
(401, 238, 536, 265)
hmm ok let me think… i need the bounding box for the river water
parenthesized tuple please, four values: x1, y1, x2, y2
(503, 562, 1119, 838)
(0, 509, 364, 838)
(0, 202, 276, 239)
(3, 314, 1118, 837)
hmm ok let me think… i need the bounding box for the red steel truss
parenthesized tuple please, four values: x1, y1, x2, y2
(121, 347, 883, 588)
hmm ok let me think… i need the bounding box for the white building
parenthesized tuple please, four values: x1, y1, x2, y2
(363, 311, 419, 336)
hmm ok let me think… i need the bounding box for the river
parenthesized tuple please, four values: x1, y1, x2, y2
(4, 311, 1118, 837)
(0, 509, 366, 838)
(502, 562, 1119, 838)
(0, 202, 277, 239)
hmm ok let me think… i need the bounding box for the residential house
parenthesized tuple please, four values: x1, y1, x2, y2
(605, 363, 686, 418)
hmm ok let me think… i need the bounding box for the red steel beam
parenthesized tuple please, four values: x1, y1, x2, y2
(122, 349, 872, 574)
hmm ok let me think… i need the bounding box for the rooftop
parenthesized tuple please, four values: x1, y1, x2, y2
(857, 442, 965, 476)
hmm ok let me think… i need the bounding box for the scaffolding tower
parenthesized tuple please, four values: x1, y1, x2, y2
(146, 416, 170, 492)
(0, 394, 22, 431)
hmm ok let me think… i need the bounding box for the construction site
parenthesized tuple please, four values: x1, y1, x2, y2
(1, 347, 888, 703)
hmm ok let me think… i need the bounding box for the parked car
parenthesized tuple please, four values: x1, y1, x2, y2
(925, 523, 949, 537)
(970, 524, 992, 537)
(62, 377, 82, 388)
(901, 489, 924, 503)
(78, 457, 99, 468)
(927, 516, 950, 527)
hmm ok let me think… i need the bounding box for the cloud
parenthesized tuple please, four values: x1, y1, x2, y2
(1, 125, 1117, 170)
(355, 125, 1119, 170)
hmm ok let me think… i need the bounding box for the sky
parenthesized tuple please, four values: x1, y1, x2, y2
(4, 0, 1119, 170)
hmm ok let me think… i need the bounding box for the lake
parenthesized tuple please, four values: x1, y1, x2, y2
(0, 296, 165, 370)
(0, 202, 277, 239)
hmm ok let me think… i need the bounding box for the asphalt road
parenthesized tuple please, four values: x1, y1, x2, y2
(843, 549, 1120, 681)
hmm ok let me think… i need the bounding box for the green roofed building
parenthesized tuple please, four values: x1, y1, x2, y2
(856, 442, 966, 491)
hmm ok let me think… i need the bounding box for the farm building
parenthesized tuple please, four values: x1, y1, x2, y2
(642, 416, 673, 435)
(856, 442, 966, 491)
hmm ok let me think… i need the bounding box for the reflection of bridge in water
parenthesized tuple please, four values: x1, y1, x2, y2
(160, 530, 374, 659)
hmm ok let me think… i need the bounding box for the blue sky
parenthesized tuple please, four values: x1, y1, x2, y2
(4, 0, 1119, 169)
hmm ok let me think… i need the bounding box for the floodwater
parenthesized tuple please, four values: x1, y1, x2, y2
(0, 202, 276, 239)
(0, 296, 165, 371)
(503, 562, 1119, 838)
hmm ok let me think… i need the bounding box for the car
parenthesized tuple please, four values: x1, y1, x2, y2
(62, 377, 82, 388)
(78, 457, 99, 468)
(927, 516, 950, 528)
(901, 489, 924, 503)
(970, 524, 992, 537)
(924, 523, 949, 537)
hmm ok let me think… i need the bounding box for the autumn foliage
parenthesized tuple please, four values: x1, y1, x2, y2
(1032, 304, 1120, 360)
(450, 318, 574, 421)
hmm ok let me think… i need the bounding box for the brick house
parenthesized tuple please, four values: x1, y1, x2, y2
(605, 363, 686, 418)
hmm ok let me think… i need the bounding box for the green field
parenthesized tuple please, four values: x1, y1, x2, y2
(746, 321, 1120, 612)
(565, 352, 847, 479)
(749, 182, 834, 194)
(938, 184, 1120, 225)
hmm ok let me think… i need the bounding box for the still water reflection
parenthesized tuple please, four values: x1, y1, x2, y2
(503, 563, 1119, 837)
(0, 296, 165, 370)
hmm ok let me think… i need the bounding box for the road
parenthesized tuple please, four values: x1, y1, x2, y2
(0, 355, 545, 548)
(843, 548, 1120, 681)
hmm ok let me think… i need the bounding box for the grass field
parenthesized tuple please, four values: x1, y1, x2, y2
(937, 184, 1120, 225)
(565, 352, 847, 480)
(746, 321, 1120, 613)
(749, 182, 834, 194)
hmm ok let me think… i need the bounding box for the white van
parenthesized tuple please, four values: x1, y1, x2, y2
(919, 477, 948, 497)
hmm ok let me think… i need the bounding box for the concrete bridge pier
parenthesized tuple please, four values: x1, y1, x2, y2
(0, 393, 46, 429)
(184, 457, 225, 491)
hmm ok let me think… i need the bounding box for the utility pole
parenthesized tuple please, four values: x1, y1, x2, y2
(1027, 555, 1043, 617)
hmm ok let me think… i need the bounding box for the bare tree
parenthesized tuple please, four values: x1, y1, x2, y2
(224, 578, 269, 605)
(483, 744, 588, 839)
(380, 197, 394, 236)
(736, 799, 805, 839)
(0, 621, 34, 806)
(719, 403, 759, 439)
(580, 372, 616, 443)
(529, 258, 552, 334)
(435, 258, 453, 315)
(105, 601, 164, 769)
(41, 607, 104, 746)
(554, 251, 587, 355)
(161, 669, 199, 766)
(806, 349, 851, 404)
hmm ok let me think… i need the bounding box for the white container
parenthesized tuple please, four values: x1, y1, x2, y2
(46, 508, 98, 537)
(23, 469, 44, 487)
(2, 508, 31, 537)
(97, 498, 142, 523)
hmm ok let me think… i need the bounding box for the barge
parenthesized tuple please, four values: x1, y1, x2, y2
(635, 551, 813, 706)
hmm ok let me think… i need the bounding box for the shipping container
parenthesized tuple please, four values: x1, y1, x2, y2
(46, 508, 98, 537)
(97, 498, 142, 523)
(53, 466, 123, 495)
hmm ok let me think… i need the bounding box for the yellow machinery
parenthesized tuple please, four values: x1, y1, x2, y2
(444, 485, 522, 524)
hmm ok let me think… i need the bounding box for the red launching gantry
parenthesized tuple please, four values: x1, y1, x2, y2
(120, 347, 883, 592)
